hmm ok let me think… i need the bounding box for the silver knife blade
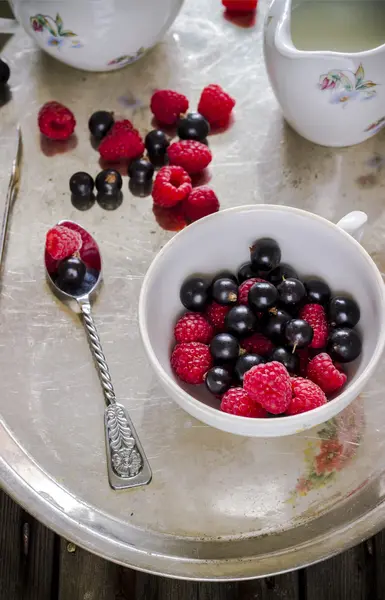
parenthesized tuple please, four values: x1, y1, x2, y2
(0, 125, 22, 269)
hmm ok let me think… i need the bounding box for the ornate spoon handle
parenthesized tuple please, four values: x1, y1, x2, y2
(79, 300, 151, 490)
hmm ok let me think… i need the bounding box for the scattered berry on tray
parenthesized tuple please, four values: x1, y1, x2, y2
(88, 110, 114, 140)
(168, 140, 212, 174)
(98, 120, 144, 162)
(243, 361, 292, 414)
(205, 366, 232, 395)
(95, 169, 122, 195)
(177, 112, 210, 142)
(220, 388, 267, 418)
(299, 303, 328, 349)
(57, 256, 86, 289)
(183, 186, 219, 222)
(152, 166, 192, 207)
(145, 130, 170, 167)
(38, 101, 76, 141)
(174, 312, 214, 344)
(198, 84, 236, 128)
(222, 0, 258, 13)
(46, 225, 82, 261)
(0, 58, 10, 85)
(128, 159, 155, 183)
(150, 89, 189, 126)
(307, 352, 347, 394)
(171, 342, 212, 385)
(69, 172, 94, 197)
(286, 377, 327, 416)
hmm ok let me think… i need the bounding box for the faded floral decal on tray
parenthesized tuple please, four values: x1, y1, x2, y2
(30, 13, 82, 49)
(319, 64, 377, 105)
(108, 47, 146, 67)
(365, 116, 385, 134)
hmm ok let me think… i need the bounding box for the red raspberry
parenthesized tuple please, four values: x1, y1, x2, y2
(204, 301, 230, 332)
(222, 0, 258, 11)
(221, 388, 267, 418)
(183, 186, 219, 222)
(45, 225, 82, 260)
(171, 342, 212, 385)
(150, 90, 189, 125)
(99, 120, 144, 162)
(152, 166, 192, 207)
(174, 313, 214, 344)
(286, 377, 327, 416)
(38, 101, 76, 140)
(241, 333, 273, 357)
(307, 353, 347, 395)
(238, 277, 266, 305)
(168, 140, 212, 175)
(243, 362, 291, 414)
(299, 304, 328, 349)
(198, 84, 236, 128)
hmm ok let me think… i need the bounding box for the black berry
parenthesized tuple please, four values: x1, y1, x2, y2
(329, 296, 360, 328)
(285, 319, 314, 349)
(225, 305, 257, 337)
(234, 354, 264, 383)
(145, 130, 169, 166)
(212, 270, 238, 285)
(250, 238, 281, 273)
(304, 279, 331, 305)
(262, 308, 291, 343)
(237, 262, 256, 283)
(95, 169, 122, 195)
(210, 333, 240, 363)
(328, 328, 362, 363)
(88, 110, 114, 140)
(205, 366, 232, 395)
(69, 172, 94, 197)
(180, 276, 210, 311)
(128, 159, 154, 183)
(0, 59, 10, 85)
(212, 278, 238, 305)
(57, 257, 86, 289)
(277, 278, 306, 307)
(177, 112, 210, 142)
(248, 281, 278, 312)
(269, 347, 299, 374)
(268, 263, 298, 286)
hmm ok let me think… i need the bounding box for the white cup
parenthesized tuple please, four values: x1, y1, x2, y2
(139, 205, 385, 437)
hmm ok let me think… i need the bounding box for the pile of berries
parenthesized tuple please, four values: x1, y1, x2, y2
(171, 238, 362, 418)
(69, 169, 123, 211)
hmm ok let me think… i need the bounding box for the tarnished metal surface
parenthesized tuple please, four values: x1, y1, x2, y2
(1, 0, 385, 581)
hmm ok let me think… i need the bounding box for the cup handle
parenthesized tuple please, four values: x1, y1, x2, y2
(336, 211, 367, 244)
(0, 18, 19, 34)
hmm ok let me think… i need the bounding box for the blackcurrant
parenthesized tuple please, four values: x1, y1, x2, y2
(88, 110, 114, 140)
(205, 366, 232, 395)
(277, 278, 306, 307)
(248, 281, 278, 312)
(285, 319, 314, 349)
(329, 296, 360, 328)
(145, 130, 169, 166)
(57, 257, 86, 289)
(304, 279, 331, 305)
(177, 112, 210, 142)
(211, 270, 238, 285)
(129, 178, 153, 198)
(95, 169, 122, 195)
(69, 172, 94, 197)
(212, 278, 238, 305)
(250, 238, 281, 273)
(0, 59, 10, 85)
(234, 354, 264, 383)
(180, 276, 210, 311)
(237, 262, 256, 283)
(269, 347, 299, 374)
(210, 333, 240, 363)
(327, 328, 362, 363)
(262, 309, 291, 343)
(268, 263, 298, 286)
(225, 305, 257, 337)
(128, 158, 154, 183)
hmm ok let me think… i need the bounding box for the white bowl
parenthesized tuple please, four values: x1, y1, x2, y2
(139, 205, 385, 437)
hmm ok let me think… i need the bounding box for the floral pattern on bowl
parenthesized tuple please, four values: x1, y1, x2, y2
(30, 13, 83, 49)
(365, 116, 385, 134)
(108, 47, 146, 67)
(319, 64, 377, 106)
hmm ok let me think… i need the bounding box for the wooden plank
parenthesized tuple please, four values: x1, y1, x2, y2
(372, 529, 385, 599)
(239, 572, 299, 599)
(0, 490, 55, 600)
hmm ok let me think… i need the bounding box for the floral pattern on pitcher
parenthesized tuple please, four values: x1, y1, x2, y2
(319, 64, 377, 106)
(107, 47, 146, 67)
(365, 116, 385, 134)
(30, 13, 83, 49)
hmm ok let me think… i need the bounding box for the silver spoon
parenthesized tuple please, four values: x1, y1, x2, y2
(45, 220, 151, 490)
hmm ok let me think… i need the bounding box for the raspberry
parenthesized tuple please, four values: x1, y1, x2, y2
(38, 101, 76, 140)
(222, 0, 258, 11)
(286, 377, 327, 416)
(299, 304, 328, 349)
(171, 342, 212, 384)
(174, 313, 214, 344)
(152, 166, 192, 207)
(204, 301, 230, 332)
(238, 277, 266, 305)
(183, 186, 219, 222)
(99, 120, 144, 162)
(45, 225, 82, 260)
(307, 353, 347, 395)
(168, 140, 212, 175)
(220, 388, 267, 418)
(198, 84, 236, 128)
(241, 333, 273, 356)
(243, 362, 291, 414)
(150, 90, 189, 125)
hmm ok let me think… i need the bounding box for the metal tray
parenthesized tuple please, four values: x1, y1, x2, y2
(1, 0, 385, 581)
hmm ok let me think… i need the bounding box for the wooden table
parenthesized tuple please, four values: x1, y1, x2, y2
(1, 490, 383, 600)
